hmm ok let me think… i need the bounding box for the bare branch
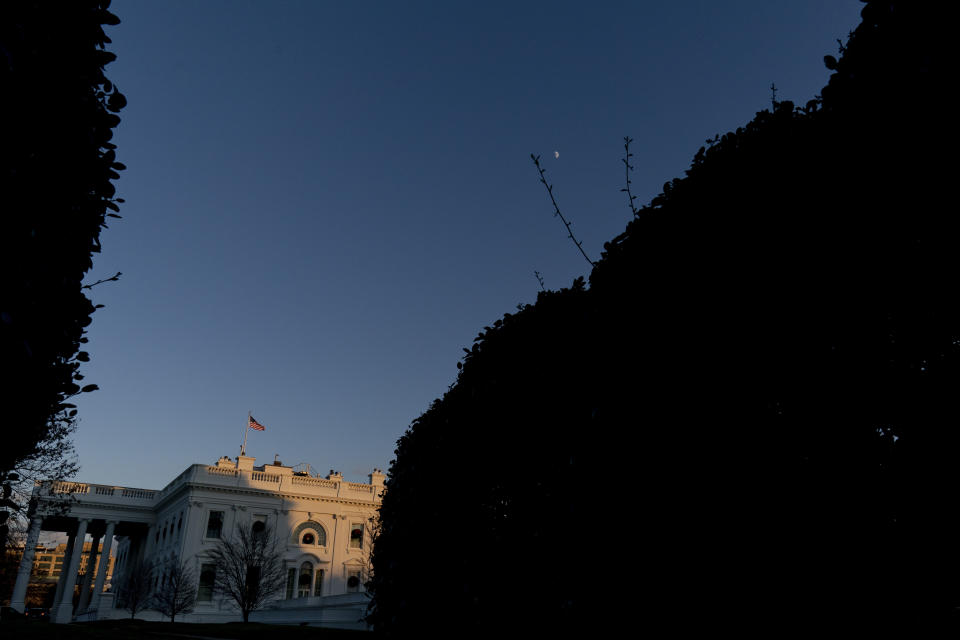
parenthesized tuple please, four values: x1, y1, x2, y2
(81, 271, 122, 290)
(621, 136, 639, 217)
(530, 154, 595, 268)
(207, 522, 286, 623)
(152, 559, 196, 622)
(117, 559, 153, 619)
(534, 270, 545, 291)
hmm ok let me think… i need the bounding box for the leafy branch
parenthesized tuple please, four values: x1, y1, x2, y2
(530, 154, 595, 268)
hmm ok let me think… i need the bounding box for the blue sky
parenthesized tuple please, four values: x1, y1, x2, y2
(73, 1, 863, 490)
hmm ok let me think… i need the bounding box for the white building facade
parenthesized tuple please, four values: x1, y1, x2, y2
(9, 454, 383, 629)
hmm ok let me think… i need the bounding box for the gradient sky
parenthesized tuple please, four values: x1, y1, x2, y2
(72, 1, 864, 491)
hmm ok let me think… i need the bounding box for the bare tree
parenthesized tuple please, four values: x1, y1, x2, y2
(208, 522, 286, 623)
(118, 558, 153, 619)
(151, 559, 196, 622)
(358, 516, 380, 591)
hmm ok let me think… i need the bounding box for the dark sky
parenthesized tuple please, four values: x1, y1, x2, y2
(74, 0, 863, 489)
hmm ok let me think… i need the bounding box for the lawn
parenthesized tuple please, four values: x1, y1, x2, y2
(0, 618, 371, 639)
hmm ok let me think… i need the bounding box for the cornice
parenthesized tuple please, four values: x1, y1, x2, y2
(180, 482, 380, 509)
(37, 500, 156, 516)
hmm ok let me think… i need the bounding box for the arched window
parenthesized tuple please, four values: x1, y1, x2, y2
(291, 521, 326, 546)
(298, 562, 313, 598)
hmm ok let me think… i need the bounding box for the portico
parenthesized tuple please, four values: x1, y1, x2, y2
(9, 480, 155, 622)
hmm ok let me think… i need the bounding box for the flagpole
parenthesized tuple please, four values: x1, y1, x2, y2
(241, 412, 250, 456)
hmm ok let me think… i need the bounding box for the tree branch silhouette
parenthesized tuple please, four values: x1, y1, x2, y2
(621, 136, 639, 217)
(81, 271, 122, 290)
(534, 270, 546, 291)
(530, 154, 595, 268)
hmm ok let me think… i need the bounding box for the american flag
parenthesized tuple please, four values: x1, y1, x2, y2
(248, 415, 266, 431)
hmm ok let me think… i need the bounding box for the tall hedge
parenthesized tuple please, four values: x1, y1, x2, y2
(0, 2, 124, 485)
(369, 2, 956, 634)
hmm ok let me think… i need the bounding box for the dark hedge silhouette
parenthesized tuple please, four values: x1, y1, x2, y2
(369, 2, 956, 635)
(0, 0, 125, 542)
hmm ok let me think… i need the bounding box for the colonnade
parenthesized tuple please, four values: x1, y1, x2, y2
(9, 517, 118, 623)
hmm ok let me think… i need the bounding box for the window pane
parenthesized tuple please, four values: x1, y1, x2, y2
(349, 524, 363, 548)
(286, 568, 296, 599)
(347, 570, 361, 592)
(298, 562, 312, 598)
(206, 511, 224, 538)
(198, 563, 216, 602)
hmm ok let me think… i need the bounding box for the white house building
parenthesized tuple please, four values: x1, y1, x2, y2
(8, 453, 383, 629)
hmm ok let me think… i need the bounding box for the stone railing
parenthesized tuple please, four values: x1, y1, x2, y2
(206, 466, 239, 477)
(39, 465, 382, 510)
(344, 482, 375, 494)
(121, 488, 155, 499)
(50, 481, 90, 495)
(290, 476, 338, 489)
(40, 481, 156, 505)
(251, 471, 280, 483)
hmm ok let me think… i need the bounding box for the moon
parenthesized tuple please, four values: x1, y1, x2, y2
(554, 151, 559, 159)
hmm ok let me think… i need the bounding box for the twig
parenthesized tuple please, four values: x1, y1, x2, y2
(82, 271, 122, 289)
(534, 270, 545, 291)
(621, 136, 639, 217)
(530, 154, 595, 268)
(770, 82, 778, 110)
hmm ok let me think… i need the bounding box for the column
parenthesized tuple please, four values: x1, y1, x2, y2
(89, 521, 116, 612)
(53, 518, 89, 624)
(329, 514, 340, 594)
(51, 533, 76, 612)
(77, 532, 102, 612)
(9, 517, 43, 612)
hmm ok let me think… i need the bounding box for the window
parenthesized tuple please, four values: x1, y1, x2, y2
(252, 520, 266, 536)
(292, 521, 326, 546)
(302, 532, 315, 545)
(247, 565, 261, 594)
(198, 563, 216, 602)
(349, 524, 363, 549)
(298, 562, 313, 598)
(346, 569, 362, 592)
(206, 511, 224, 538)
(286, 568, 296, 599)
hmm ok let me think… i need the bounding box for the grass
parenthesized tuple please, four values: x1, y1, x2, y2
(0, 618, 371, 639)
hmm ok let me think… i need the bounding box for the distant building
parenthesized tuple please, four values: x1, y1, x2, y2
(28, 541, 114, 584)
(5, 540, 114, 594)
(8, 454, 383, 629)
